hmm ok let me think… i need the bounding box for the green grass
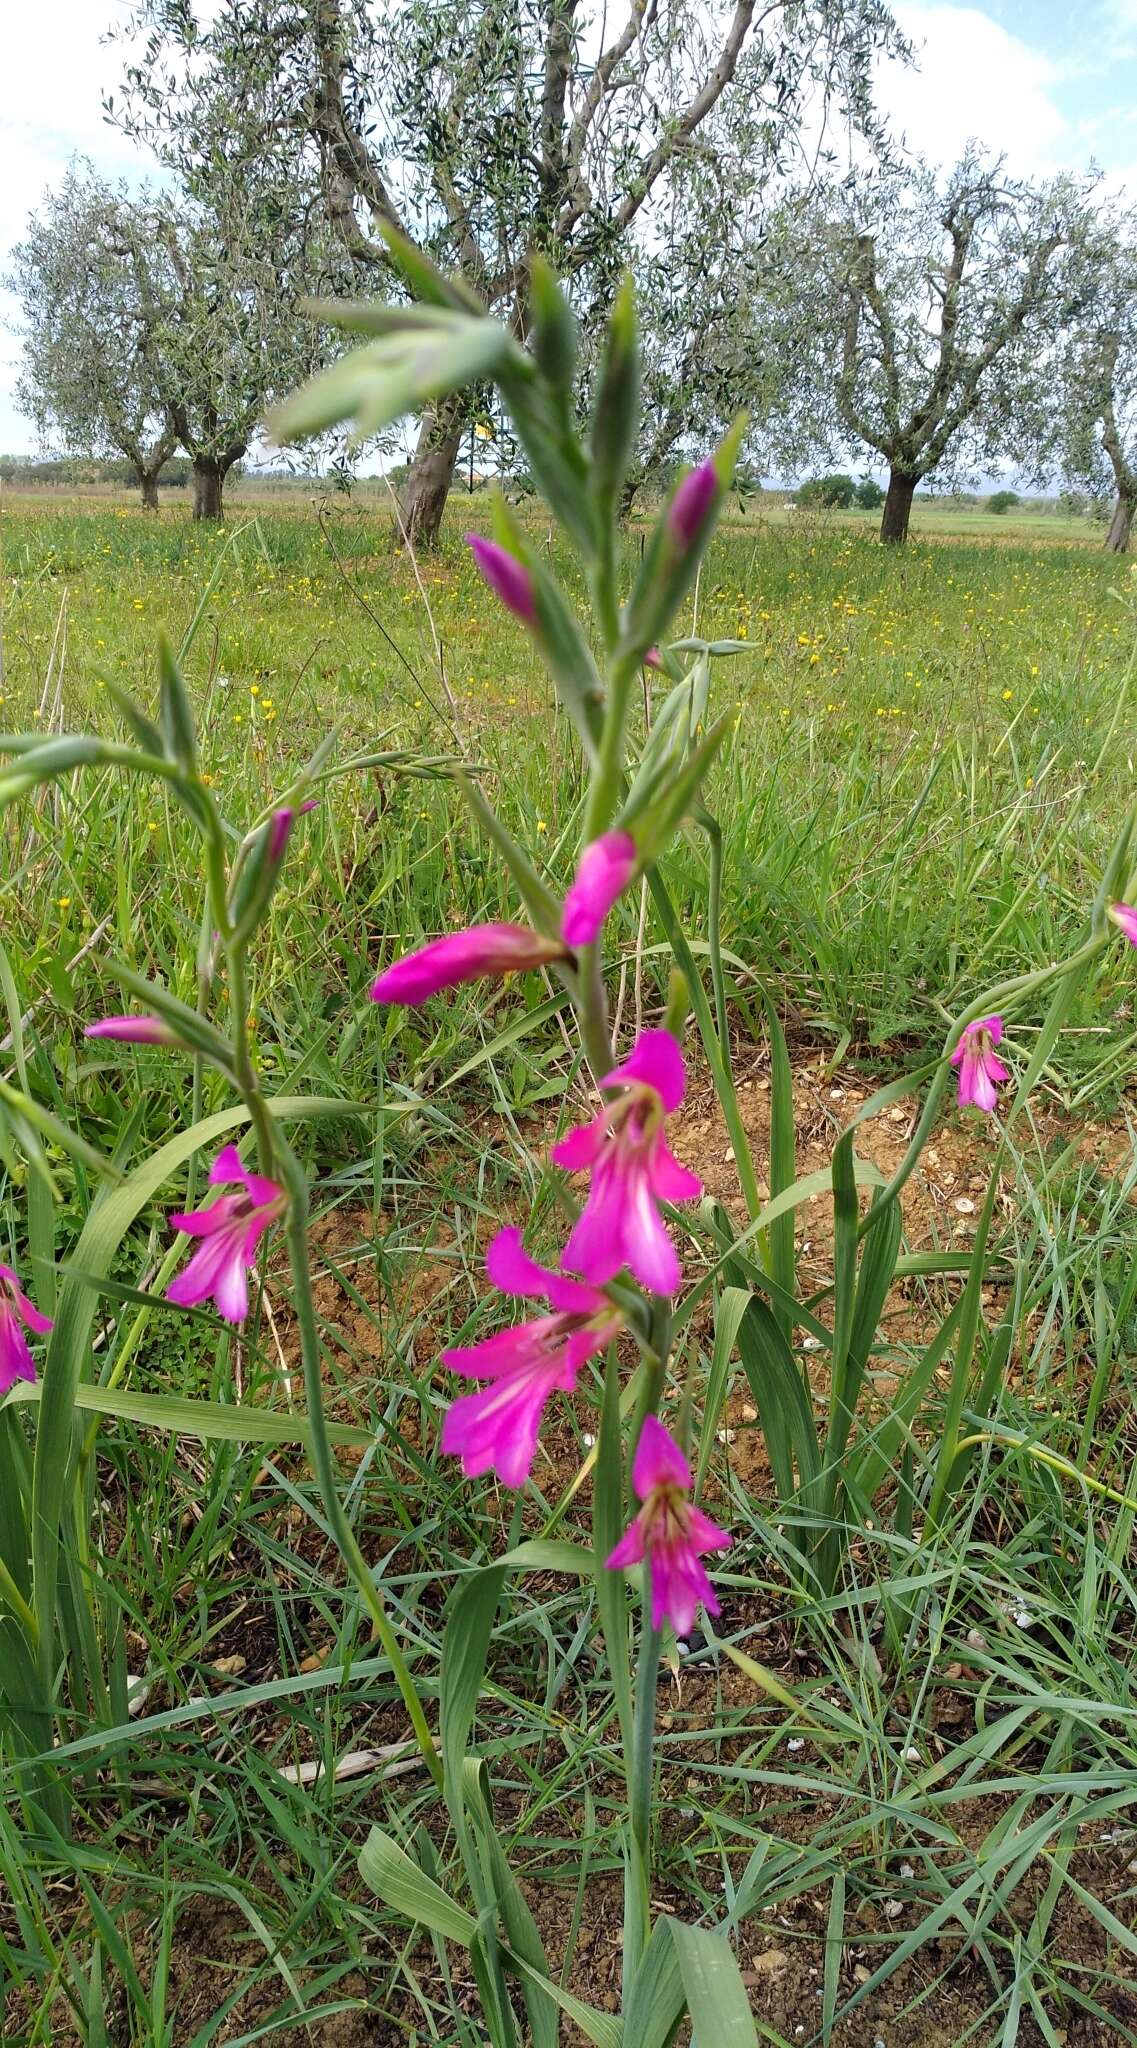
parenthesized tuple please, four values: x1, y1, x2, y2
(2, 494, 1137, 2043)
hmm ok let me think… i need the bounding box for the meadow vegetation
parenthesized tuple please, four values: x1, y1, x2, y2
(2, 491, 1137, 2043)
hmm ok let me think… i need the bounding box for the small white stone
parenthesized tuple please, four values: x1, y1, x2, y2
(802, 1336, 822, 1353)
(582, 1432, 596, 1449)
(904, 1746, 921, 1764)
(884, 1900, 904, 1921)
(787, 1736, 806, 1753)
(954, 1196, 976, 1215)
(966, 1627, 988, 1651)
(899, 1862, 914, 1879)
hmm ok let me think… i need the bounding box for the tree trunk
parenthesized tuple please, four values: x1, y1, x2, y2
(880, 469, 918, 545)
(140, 473, 160, 512)
(192, 458, 225, 522)
(1106, 491, 1135, 553)
(395, 399, 467, 550)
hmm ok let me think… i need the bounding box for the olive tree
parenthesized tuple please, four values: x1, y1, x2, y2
(115, 0, 905, 544)
(796, 152, 1096, 543)
(11, 158, 345, 522)
(8, 163, 177, 509)
(1044, 204, 1137, 551)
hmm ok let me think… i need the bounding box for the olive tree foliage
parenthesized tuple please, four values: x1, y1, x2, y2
(10, 152, 346, 520)
(770, 151, 1097, 543)
(151, 192, 347, 518)
(1044, 203, 1137, 551)
(7, 163, 177, 509)
(114, 0, 906, 543)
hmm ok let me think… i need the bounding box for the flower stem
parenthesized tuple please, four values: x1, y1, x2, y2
(585, 650, 639, 841)
(630, 1618, 662, 1859)
(275, 1136, 443, 1790)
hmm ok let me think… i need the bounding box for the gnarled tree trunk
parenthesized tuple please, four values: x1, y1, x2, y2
(395, 396, 469, 550)
(1107, 490, 1136, 553)
(880, 468, 918, 545)
(140, 473, 160, 511)
(192, 458, 225, 521)
(189, 442, 246, 522)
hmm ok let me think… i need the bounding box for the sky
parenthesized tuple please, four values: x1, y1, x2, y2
(3, 0, 1137, 455)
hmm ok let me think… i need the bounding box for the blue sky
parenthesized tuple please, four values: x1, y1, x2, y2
(2, 1, 1137, 455)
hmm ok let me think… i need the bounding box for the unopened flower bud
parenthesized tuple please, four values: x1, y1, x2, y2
(466, 535, 536, 624)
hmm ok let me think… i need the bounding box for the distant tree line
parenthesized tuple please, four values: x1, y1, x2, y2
(0, 452, 202, 487)
(7, 4, 1137, 547)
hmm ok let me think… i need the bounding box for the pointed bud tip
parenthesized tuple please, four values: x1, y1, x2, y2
(465, 533, 536, 623)
(85, 1015, 175, 1045)
(668, 462, 719, 547)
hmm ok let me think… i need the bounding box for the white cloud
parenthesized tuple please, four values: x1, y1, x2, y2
(878, 4, 1071, 177)
(0, 1, 153, 450)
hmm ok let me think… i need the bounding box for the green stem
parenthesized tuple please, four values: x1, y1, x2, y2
(700, 808, 730, 1054)
(575, 941, 614, 1081)
(630, 1620, 662, 1858)
(585, 650, 639, 841)
(0, 1554, 38, 1643)
(276, 1138, 443, 1790)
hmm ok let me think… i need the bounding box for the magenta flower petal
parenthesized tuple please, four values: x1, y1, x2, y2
(625, 1174, 683, 1294)
(951, 1016, 1007, 1114)
(648, 1542, 721, 1637)
(0, 1265, 53, 1395)
(1109, 902, 1137, 947)
(560, 1158, 630, 1287)
(557, 1028, 695, 1293)
(0, 1265, 54, 1337)
(485, 1227, 559, 1299)
(561, 832, 637, 948)
(668, 461, 718, 547)
(371, 922, 563, 1005)
(166, 1149, 284, 1323)
(0, 1318, 37, 1395)
(85, 1015, 176, 1045)
(651, 1142, 703, 1203)
(606, 1518, 647, 1570)
(439, 1235, 620, 1488)
(209, 1144, 249, 1185)
(550, 1110, 608, 1173)
(633, 1412, 691, 1494)
(441, 1323, 598, 1488)
(603, 1028, 686, 1113)
(466, 534, 536, 624)
(484, 1226, 605, 1315)
(442, 1366, 560, 1488)
(606, 1413, 731, 1637)
(686, 1503, 733, 1551)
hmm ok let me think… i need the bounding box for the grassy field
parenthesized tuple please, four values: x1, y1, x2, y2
(2, 493, 1137, 2044)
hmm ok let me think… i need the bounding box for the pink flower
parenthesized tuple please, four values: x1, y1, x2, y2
(0, 1264, 53, 1395)
(371, 922, 565, 1005)
(167, 1144, 285, 1323)
(466, 534, 536, 624)
(644, 647, 663, 671)
(561, 832, 637, 947)
(951, 1015, 1009, 1113)
(1109, 902, 1137, 948)
(668, 461, 718, 547)
(268, 807, 295, 861)
(552, 1028, 701, 1294)
(441, 1227, 620, 1487)
(85, 1015, 176, 1044)
(606, 1414, 731, 1637)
